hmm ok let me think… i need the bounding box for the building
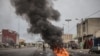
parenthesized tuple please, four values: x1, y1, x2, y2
(0, 32, 2, 44)
(19, 39, 26, 47)
(62, 34, 73, 43)
(77, 23, 83, 38)
(2, 29, 19, 46)
(77, 18, 100, 49)
(62, 34, 73, 47)
(19, 39, 25, 43)
(77, 18, 100, 37)
(95, 30, 100, 37)
(16, 35, 19, 45)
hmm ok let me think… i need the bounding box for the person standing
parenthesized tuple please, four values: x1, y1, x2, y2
(43, 42, 45, 51)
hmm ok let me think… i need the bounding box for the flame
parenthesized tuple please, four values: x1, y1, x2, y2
(54, 48, 69, 56)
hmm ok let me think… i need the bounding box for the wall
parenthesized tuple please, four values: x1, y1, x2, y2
(95, 30, 100, 37)
(77, 18, 100, 37)
(62, 34, 73, 43)
(0, 33, 2, 43)
(88, 18, 100, 35)
(77, 23, 80, 37)
(2, 29, 18, 44)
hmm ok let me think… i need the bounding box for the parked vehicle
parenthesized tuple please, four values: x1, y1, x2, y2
(89, 37, 100, 54)
(89, 45, 100, 54)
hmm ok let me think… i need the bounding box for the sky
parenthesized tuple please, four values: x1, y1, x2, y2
(0, 0, 100, 42)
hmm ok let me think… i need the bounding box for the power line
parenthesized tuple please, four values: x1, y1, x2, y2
(67, 19, 81, 33)
(69, 24, 77, 32)
(86, 10, 100, 18)
(68, 10, 100, 33)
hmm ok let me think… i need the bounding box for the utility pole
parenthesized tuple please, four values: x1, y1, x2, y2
(65, 19, 71, 48)
(81, 18, 84, 49)
(65, 19, 72, 35)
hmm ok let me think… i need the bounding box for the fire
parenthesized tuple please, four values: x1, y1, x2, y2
(54, 48, 69, 56)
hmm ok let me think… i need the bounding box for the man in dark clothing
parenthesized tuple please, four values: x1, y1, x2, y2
(43, 42, 46, 51)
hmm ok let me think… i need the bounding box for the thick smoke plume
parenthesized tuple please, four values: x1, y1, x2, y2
(11, 0, 63, 50)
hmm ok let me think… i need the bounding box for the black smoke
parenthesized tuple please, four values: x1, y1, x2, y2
(11, 0, 63, 50)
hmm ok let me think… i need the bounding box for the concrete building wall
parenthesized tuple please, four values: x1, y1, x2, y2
(62, 34, 73, 43)
(0, 33, 2, 43)
(95, 30, 100, 37)
(77, 18, 100, 38)
(77, 23, 80, 37)
(19, 39, 25, 43)
(16, 35, 19, 45)
(83, 19, 88, 35)
(2, 29, 18, 44)
(87, 18, 100, 35)
(77, 23, 83, 37)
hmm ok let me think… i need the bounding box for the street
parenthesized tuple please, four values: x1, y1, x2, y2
(69, 49, 100, 56)
(0, 47, 55, 56)
(0, 47, 100, 56)
(0, 47, 38, 56)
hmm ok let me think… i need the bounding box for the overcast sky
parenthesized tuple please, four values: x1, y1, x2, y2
(0, 0, 100, 42)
